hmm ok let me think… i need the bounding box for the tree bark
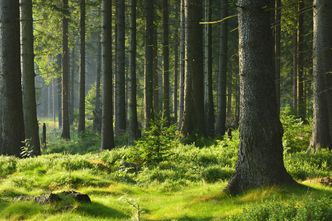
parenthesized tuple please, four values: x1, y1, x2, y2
(173, 3, 179, 123)
(178, 0, 185, 125)
(216, 0, 228, 137)
(311, 0, 332, 150)
(78, 0, 86, 133)
(100, 0, 114, 150)
(128, 0, 139, 143)
(61, 0, 70, 140)
(93, 32, 102, 133)
(162, 0, 170, 125)
(226, 0, 295, 194)
(275, 0, 281, 116)
(0, 0, 25, 156)
(115, 0, 126, 133)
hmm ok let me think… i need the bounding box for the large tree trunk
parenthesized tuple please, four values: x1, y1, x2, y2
(61, 0, 70, 139)
(100, 0, 114, 150)
(226, 0, 295, 194)
(178, 0, 185, 125)
(128, 0, 139, 143)
(275, 0, 281, 115)
(0, 0, 25, 156)
(204, 0, 215, 137)
(181, 0, 205, 136)
(78, 0, 86, 133)
(311, 0, 332, 150)
(93, 32, 102, 133)
(162, 0, 170, 125)
(215, 0, 228, 137)
(20, 0, 41, 155)
(144, 0, 154, 127)
(115, 0, 126, 133)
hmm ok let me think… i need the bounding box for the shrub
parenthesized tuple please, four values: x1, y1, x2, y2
(202, 166, 234, 183)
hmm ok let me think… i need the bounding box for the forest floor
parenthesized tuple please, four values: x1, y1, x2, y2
(0, 115, 331, 221)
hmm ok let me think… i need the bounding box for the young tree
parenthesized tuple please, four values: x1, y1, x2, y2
(20, 0, 41, 155)
(310, 0, 332, 151)
(100, 0, 114, 150)
(115, 0, 126, 133)
(78, 0, 86, 133)
(61, 0, 70, 139)
(226, 0, 295, 194)
(215, 0, 228, 137)
(0, 0, 25, 156)
(181, 0, 205, 136)
(162, 0, 170, 125)
(144, 0, 154, 127)
(128, 0, 139, 143)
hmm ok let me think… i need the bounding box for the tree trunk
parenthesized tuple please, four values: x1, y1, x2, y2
(101, 0, 114, 150)
(0, 0, 25, 156)
(153, 27, 159, 116)
(216, 0, 228, 137)
(93, 32, 102, 133)
(173, 3, 179, 123)
(144, 0, 154, 127)
(70, 46, 76, 125)
(115, 0, 126, 133)
(20, 0, 41, 155)
(128, 0, 139, 143)
(275, 0, 281, 116)
(162, 0, 170, 125)
(226, 0, 295, 194)
(181, 0, 205, 136)
(311, 0, 332, 150)
(178, 0, 185, 125)
(78, 0, 86, 133)
(61, 0, 70, 140)
(292, 33, 298, 115)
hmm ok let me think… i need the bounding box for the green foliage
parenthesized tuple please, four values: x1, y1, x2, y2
(202, 166, 234, 183)
(20, 139, 35, 158)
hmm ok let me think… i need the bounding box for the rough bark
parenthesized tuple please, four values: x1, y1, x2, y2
(128, 0, 139, 143)
(61, 0, 70, 139)
(162, 0, 170, 125)
(216, 0, 228, 137)
(144, 0, 154, 127)
(115, 0, 126, 133)
(100, 0, 114, 150)
(226, 0, 295, 194)
(20, 0, 41, 155)
(0, 0, 25, 156)
(311, 0, 332, 150)
(78, 0, 86, 133)
(181, 0, 205, 136)
(173, 3, 179, 123)
(275, 0, 281, 116)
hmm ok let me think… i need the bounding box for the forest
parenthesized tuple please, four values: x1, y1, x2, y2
(0, 0, 331, 220)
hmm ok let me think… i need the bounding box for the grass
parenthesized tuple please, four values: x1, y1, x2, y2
(0, 114, 330, 220)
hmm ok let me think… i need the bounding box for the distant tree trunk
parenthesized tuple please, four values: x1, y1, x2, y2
(70, 46, 76, 125)
(100, 0, 114, 150)
(226, 62, 232, 120)
(275, 0, 281, 115)
(144, 0, 154, 127)
(216, 0, 228, 137)
(162, 0, 170, 125)
(204, 0, 215, 137)
(153, 28, 159, 116)
(226, 0, 295, 194)
(181, 0, 205, 136)
(292, 33, 298, 115)
(0, 0, 25, 156)
(128, 0, 139, 143)
(61, 0, 70, 139)
(93, 32, 102, 133)
(115, 0, 126, 133)
(297, 0, 306, 121)
(78, 0, 86, 133)
(173, 3, 179, 123)
(57, 77, 62, 128)
(20, 0, 41, 155)
(178, 0, 185, 125)
(311, 0, 332, 150)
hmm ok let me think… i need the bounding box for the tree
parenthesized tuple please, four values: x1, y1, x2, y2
(93, 32, 102, 133)
(173, 2, 180, 123)
(78, 0, 86, 133)
(204, 0, 215, 137)
(115, 0, 126, 133)
(274, 0, 281, 115)
(215, 0, 228, 137)
(61, 0, 70, 140)
(181, 0, 205, 136)
(20, 0, 41, 155)
(226, 0, 295, 194)
(310, 0, 332, 151)
(178, 0, 185, 125)
(100, 0, 114, 150)
(144, 0, 154, 127)
(128, 0, 139, 143)
(0, 0, 25, 156)
(162, 0, 170, 125)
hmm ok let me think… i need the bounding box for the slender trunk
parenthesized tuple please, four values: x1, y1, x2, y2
(275, 0, 281, 115)
(93, 32, 102, 133)
(292, 33, 298, 115)
(216, 0, 228, 137)
(153, 28, 159, 116)
(70, 46, 75, 125)
(173, 4, 179, 123)
(162, 0, 170, 125)
(178, 0, 185, 125)
(128, 0, 139, 143)
(226, 62, 232, 120)
(101, 0, 114, 150)
(78, 0, 86, 133)
(0, 0, 25, 156)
